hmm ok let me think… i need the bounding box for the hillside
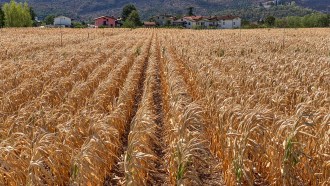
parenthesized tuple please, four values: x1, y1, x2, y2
(0, 0, 328, 20)
(298, 0, 329, 13)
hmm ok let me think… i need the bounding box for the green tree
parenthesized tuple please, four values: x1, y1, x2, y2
(0, 7, 4, 27)
(265, 15, 276, 27)
(302, 14, 326, 27)
(29, 7, 36, 20)
(29, 7, 38, 26)
(72, 21, 86, 28)
(3, 0, 32, 27)
(314, 13, 330, 27)
(123, 10, 142, 28)
(302, 14, 314, 27)
(187, 7, 194, 16)
(123, 20, 135, 28)
(275, 18, 288, 28)
(44, 15, 55, 25)
(241, 19, 250, 27)
(121, 4, 137, 21)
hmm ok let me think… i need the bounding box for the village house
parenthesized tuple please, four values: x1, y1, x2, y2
(217, 15, 241, 29)
(204, 17, 219, 28)
(169, 15, 242, 29)
(94, 16, 117, 28)
(153, 14, 177, 26)
(172, 18, 186, 27)
(54, 16, 72, 27)
(182, 16, 204, 29)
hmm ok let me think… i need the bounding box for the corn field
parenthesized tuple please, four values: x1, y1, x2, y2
(0, 28, 329, 186)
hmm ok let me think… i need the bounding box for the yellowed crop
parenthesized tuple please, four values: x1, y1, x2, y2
(0, 28, 329, 186)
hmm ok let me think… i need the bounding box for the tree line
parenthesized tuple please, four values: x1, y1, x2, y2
(274, 13, 330, 28)
(242, 13, 330, 28)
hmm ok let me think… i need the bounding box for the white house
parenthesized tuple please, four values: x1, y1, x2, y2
(172, 18, 186, 27)
(202, 17, 219, 28)
(176, 15, 241, 29)
(217, 15, 241, 29)
(54, 16, 72, 27)
(182, 16, 204, 29)
(153, 14, 176, 26)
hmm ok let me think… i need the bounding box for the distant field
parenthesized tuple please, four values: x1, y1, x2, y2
(0, 28, 329, 185)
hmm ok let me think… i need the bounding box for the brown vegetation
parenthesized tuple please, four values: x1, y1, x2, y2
(0, 28, 329, 185)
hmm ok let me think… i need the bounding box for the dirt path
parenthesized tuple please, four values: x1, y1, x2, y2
(149, 34, 167, 185)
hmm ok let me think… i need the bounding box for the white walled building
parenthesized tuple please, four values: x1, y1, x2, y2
(153, 15, 176, 26)
(202, 17, 219, 28)
(217, 15, 241, 29)
(54, 16, 72, 27)
(178, 15, 241, 29)
(182, 16, 203, 29)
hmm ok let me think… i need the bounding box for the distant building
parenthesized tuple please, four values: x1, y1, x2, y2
(54, 16, 72, 27)
(217, 15, 241, 29)
(183, 15, 241, 29)
(34, 16, 42, 27)
(203, 17, 219, 28)
(116, 17, 124, 27)
(153, 14, 176, 26)
(150, 14, 241, 29)
(94, 16, 117, 27)
(172, 18, 186, 27)
(182, 16, 204, 29)
(144, 22, 157, 28)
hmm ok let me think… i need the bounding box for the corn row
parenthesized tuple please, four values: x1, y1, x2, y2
(164, 29, 330, 185)
(165, 40, 225, 185)
(24, 39, 142, 185)
(70, 36, 152, 185)
(122, 36, 160, 185)
(160, 40, 208, 185)
(0, 31, 136, 185)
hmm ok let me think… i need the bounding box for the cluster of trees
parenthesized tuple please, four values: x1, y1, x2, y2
(0, 0, 35, 27)
(258, 13, 330, 28)
(121, 4, 142, 28)
(274, 13, 330, 28)
(242, 13, 330, 29)
(217, 4, 316, 22)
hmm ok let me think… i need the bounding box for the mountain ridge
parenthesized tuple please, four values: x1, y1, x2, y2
(0, 0, 328, 20)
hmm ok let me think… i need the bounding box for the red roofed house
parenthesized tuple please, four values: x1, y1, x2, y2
(182, 16, 204, 29)
(95, 16, 116, 28)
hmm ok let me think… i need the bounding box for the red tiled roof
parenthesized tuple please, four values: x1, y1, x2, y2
(217, 15, 240, 20)
(203, 16, 218, 21)
(183, 16, 204, 22)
